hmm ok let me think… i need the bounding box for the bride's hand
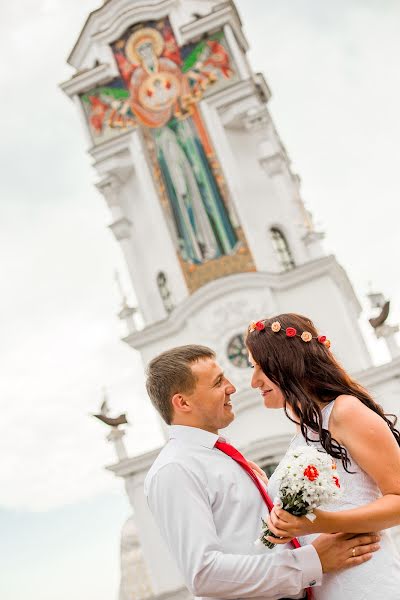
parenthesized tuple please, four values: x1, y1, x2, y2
(248, 460, 269, 485)
(267, 506, 317, 539)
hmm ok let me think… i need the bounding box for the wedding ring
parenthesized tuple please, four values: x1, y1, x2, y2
(352, 547, 356, 558)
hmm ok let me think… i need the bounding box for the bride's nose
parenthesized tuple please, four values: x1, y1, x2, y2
(250, 369, 260, 389)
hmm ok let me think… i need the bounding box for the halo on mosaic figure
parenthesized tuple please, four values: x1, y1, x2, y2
(126, 28, 165, 65)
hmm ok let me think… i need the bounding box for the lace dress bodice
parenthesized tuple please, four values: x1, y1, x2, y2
(267, 401, 400, 599)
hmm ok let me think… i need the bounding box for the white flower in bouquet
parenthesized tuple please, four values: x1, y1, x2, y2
(259, 445, 343, 549)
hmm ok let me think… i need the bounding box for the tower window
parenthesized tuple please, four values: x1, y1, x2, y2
(270, 228, 295, 271)
(157, 272, 174, 314)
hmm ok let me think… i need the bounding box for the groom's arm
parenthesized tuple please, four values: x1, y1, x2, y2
(146, 462, 322, 599)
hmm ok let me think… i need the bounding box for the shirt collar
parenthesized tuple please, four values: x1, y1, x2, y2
(168, 425, 221, 449)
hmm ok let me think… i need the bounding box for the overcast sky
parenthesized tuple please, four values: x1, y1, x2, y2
(1, 1, 400, 599)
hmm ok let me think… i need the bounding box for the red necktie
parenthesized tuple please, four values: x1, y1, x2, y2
(215, 439, 312, 600)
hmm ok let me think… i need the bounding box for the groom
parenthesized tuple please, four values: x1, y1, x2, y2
(144, 345, 379, 600)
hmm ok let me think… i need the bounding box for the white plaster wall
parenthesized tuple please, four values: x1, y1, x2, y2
(125, 473, 185, 595)
(119, 134, 189, 323)
(360, 372, 400, 418)
(223, 127, 283, 272)
(275, 274, 372, 372)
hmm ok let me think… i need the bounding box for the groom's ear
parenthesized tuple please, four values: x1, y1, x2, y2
(171, 392, 192, 414)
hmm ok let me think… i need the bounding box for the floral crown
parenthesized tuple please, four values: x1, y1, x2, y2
(248, 319, 331, 348)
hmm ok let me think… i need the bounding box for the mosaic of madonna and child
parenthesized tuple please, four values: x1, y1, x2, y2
(80, 18, 255, 292)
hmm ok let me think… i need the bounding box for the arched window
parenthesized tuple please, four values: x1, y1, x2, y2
(157, 272, 174, 314)
(270, 227, 295, 271)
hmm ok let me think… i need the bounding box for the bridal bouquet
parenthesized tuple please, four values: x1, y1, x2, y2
(259, 445, 342, 549)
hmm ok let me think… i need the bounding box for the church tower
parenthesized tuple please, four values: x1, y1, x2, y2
(61, 1, 400, 598)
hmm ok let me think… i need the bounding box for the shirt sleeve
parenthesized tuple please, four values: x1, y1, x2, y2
(146, 462, 322, 599)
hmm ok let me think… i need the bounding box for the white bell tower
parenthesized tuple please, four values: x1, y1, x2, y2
(61, 1, 400, 598)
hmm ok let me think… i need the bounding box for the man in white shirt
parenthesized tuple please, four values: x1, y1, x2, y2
(144, 345, 379, 600)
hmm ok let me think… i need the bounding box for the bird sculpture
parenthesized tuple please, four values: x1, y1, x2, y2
(93, 396, 128, 428)
(369, 300, 390, 329)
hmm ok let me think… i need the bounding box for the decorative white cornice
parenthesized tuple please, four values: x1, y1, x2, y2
(123, 255, 362, 350)
(241, 105, 269, 132)
(180, 2, 248, 51)
(206, 78, 258, 110)
(68, 0, 248, 76)
(60, 62, 118, 98)
(302, 229, 325, 245)
(253, 72, 272, 104)
(89, 129, 132, 159)
(259, 150, 288, 177)
(106, 446, 161, 478)
(68, 0, 176, 68)
(211, 81, 271, 128)
(96, 173, 124, 208)
(109, 216, 133, 241)
(106, 433, 291, 480)
(88, 129, 137, 172)
(241, 434, 292, 464)
(356, 355, 400, 388)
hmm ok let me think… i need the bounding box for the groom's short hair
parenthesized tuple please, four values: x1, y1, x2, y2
(146, 345, 215, 425)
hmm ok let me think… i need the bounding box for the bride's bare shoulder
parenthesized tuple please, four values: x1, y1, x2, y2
(330, 395, 374, 429)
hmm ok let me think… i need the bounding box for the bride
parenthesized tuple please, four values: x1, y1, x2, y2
(246, 313, 400, 599)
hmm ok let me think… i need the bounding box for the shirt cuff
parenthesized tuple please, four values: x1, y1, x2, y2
(293, 544, 323, 590)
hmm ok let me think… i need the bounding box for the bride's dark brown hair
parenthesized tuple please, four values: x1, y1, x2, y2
(246, 313, 400, 471)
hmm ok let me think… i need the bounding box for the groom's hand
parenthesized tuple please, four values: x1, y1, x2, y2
(312, 532, 381, 573)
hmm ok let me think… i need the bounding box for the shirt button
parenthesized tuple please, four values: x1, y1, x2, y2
(309, 580, 316, 587)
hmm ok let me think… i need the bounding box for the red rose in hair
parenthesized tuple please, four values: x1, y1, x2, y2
(286, 327, 297, 337)
(304, 465, 319, 481)
(255, 321, 265, 331)
(318, 335, 327, 344)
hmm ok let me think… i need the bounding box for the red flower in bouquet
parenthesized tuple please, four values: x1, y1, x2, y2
(333, 476, 340, 488)
(304, 465, 319, 481)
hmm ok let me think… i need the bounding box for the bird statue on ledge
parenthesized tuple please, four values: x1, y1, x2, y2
(93, 393, 128, 428)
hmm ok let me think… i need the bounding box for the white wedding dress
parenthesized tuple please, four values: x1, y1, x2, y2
(267, 400, 400, 599)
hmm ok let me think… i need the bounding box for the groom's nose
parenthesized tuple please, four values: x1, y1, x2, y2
(225, 380, 236, 394)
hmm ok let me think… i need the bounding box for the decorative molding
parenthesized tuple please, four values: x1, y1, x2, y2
(89, 130, 133, 159)
(123, 255, 363, 350)
(356, 355, 400, 388)
(302, 229, 325, 245)
(236, 105, 269, 133)
(106, 446, 162, 478)
(106, 431, 292, 483)
(89, 130, 137, 174)
(259, 151, 287, 177)
(96, 173, 123, 209)
(180, 3, 248, 51)
(109, 216, 133, 241)
(68, 0, 243, 71)
(206, 78, 266, 121)
(253, 72, 272, 104)
(60, 62, 118, 98)
(241, 434, 292, 465)
(68, 0, 176, 68)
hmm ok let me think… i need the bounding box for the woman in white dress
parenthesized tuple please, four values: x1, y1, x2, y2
(246, 313, 400, 600)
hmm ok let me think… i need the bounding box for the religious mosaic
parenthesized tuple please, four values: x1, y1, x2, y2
(80, 18, 255, 292)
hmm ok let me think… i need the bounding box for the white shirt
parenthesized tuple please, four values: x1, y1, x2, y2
(144, 425, 322, 600)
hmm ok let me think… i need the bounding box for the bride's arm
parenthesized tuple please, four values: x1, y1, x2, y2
(267, 395, 400, 539)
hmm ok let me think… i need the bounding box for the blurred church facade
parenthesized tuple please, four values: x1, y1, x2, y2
(61, 1, 400, 598)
